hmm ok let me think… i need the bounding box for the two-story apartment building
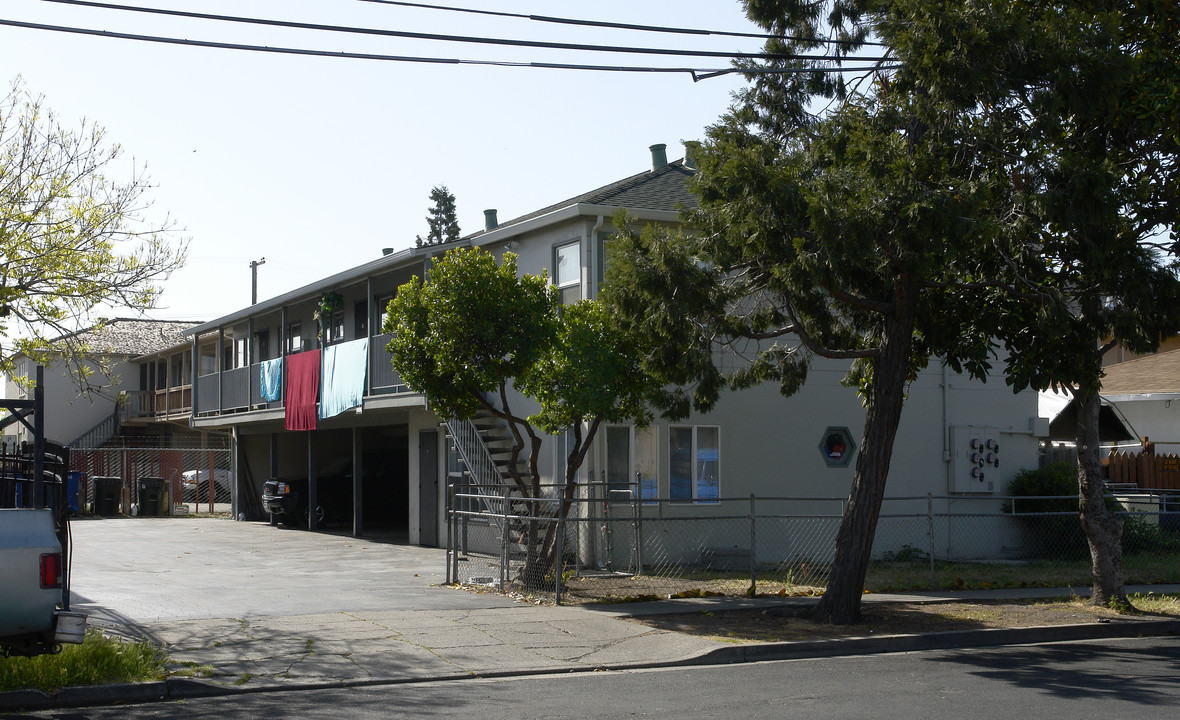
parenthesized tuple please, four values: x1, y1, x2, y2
(186, 144, 1049, 550)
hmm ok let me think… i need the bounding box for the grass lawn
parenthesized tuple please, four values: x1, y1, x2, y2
(0, 629, 167, 693)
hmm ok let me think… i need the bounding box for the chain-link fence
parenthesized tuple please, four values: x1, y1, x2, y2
(446, 484, 1180, 603)
(70, 446, 233, 516)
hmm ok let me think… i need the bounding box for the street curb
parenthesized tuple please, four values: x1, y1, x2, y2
(680, 618, 1180, 665)
(2, 619, 1178, 712)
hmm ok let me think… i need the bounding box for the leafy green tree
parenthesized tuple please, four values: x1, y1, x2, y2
(977, 1, 1180, 608)
(415, 185, 460, 247)
(383, 247, 655, 585)
(606, 0, 1179, 622)
(0, 80, 187, 388)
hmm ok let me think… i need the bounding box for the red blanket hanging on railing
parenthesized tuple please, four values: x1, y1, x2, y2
(284, 350, 321, 431)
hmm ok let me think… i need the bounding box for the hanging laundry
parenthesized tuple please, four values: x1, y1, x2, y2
(259, 357, 282, 402)
(319, 338, 369, 420)
(284, 349, 321, 431)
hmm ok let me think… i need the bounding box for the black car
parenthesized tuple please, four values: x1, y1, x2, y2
(262, 471, 352, 528)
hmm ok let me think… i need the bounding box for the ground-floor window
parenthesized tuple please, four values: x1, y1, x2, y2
(605, 425, 658, 501)
(669, 425, 719, 502)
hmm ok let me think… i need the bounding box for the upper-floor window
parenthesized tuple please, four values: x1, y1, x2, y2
(376, 294, 396, 333)
(669, 425, 719, 502)
(254, 330, 271, 362)
(198, 342, 217, 376)
(553, 240, 581, 305)
(321, 310, 345, 346)
(286, 322, 305, 353)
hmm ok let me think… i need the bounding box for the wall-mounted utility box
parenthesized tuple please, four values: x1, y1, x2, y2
(950, 426, 1002, 494)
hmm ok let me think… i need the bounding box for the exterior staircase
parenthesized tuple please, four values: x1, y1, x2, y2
(444, 411, 537, 532)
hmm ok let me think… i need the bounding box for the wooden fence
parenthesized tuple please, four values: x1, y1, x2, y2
(1104, 451, 1180, 490)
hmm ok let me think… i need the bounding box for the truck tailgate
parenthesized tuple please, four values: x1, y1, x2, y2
(0, 508, 62, 637)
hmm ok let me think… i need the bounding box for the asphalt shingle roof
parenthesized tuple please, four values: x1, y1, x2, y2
(1101, 349, 1180, 395)
(465, 159, 697, 240)
(57, 318, 198, 357)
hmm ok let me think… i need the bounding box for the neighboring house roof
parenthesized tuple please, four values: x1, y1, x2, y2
(465, 159, 697, 241)
(1100, 349, 1180, 396)
(25, 318, 199, 360)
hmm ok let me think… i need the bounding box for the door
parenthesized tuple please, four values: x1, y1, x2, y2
(418, 430, 439, 547)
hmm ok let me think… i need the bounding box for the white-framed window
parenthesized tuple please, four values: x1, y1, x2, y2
(669, 425, 719, 502)
(605, 425, 659, 502)
(286, 322, 305, 353)
(553, 240, 581, 305)
(321, 310, 345, 346)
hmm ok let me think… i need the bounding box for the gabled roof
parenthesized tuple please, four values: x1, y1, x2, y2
(1100, 349, 1180, 396)
(465, 159, 697, 241)
(51, 318, 198, 357)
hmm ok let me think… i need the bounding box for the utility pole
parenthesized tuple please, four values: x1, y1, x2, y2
(250, 257, 266, 305)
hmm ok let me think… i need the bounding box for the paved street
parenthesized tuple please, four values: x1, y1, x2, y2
(13, 637, 1180, 719)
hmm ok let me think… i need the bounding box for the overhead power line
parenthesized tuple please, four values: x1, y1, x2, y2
(42, 0, 890, 62)
(0, 19, 897, 81)
(356, 0, 887, 47)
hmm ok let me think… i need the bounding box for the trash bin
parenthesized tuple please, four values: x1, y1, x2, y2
(93, 476, 122, 516)
(137, 477, 166, 517)
(67, 472, 82, 515)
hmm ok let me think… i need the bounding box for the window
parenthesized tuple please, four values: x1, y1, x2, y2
(254, 330, 271, 362)
(669, 426, 719, 502)
(553, 240, 581, 305)
(286, 322, 304, 353)
(376, 294, 395, 332)
(605, 425, 658, 502)
(321, 310, 345, 346)
(233, 336, 248, 369)
(198, 342, 217, 376)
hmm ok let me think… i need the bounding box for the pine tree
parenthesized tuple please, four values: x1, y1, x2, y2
(415, 185, 460, 247)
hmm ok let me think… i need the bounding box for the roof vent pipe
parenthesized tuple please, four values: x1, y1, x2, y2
(649, 143, 668, 170)
(484, 209, 498, 231)
(382, 247, 394, 256)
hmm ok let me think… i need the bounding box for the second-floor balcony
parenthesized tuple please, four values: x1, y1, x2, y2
(120, 385, 193, 423)
(192, 333, 413, 418)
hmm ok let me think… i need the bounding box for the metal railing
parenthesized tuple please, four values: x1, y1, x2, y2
(447, 487, 1180, 604)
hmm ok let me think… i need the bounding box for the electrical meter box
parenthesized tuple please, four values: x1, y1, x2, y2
(949, 426, 1002, 494)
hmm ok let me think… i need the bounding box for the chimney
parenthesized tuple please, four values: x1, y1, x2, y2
(484, 209, 498, 231)
(682, 140, 701, 170)
(649, 143, 668, 170)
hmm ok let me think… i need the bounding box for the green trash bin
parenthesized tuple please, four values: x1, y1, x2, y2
(93, 476, 122, 516)
(137, 477, 166, 517)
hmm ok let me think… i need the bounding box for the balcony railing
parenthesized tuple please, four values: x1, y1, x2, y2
(120, 386, 193, 421)
(191, 336, 413, 417)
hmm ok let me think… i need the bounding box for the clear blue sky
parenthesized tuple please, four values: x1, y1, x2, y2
(1, 0, 761, 322)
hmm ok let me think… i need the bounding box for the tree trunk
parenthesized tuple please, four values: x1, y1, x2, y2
(1074, 384, 1130, 609)
(809, 307, 915, 624)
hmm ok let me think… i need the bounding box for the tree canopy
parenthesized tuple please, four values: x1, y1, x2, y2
(415, 185, 460, 247)
(0, 80, 187, 386)
(384, 246, 657, 585)
(602, 0, 1179, 621)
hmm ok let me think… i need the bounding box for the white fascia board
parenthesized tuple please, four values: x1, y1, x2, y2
(1103, 393, 1180, 402)
(472, 204, 683, 248)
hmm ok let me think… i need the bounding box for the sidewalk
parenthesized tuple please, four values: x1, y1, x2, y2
(4, 585, 1179, 712)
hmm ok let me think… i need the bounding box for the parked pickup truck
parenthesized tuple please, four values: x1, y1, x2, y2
(0, 433, 87, 655)
(0, 507, 84, 654)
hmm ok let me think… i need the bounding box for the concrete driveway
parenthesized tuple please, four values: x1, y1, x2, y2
(66, 517, 516, 626)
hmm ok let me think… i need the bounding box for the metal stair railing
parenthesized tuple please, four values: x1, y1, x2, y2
(445, 416, 517, 528)
(66, 407, 120, 449)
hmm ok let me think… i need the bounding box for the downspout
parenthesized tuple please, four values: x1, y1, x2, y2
(588, 215, 605, 299)
(942, 362, 951, 488)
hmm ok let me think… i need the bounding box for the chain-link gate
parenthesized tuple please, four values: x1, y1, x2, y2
(70, 446, 232, 516)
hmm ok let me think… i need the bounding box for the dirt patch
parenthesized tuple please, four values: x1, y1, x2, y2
(625, 599, 1176, 643)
